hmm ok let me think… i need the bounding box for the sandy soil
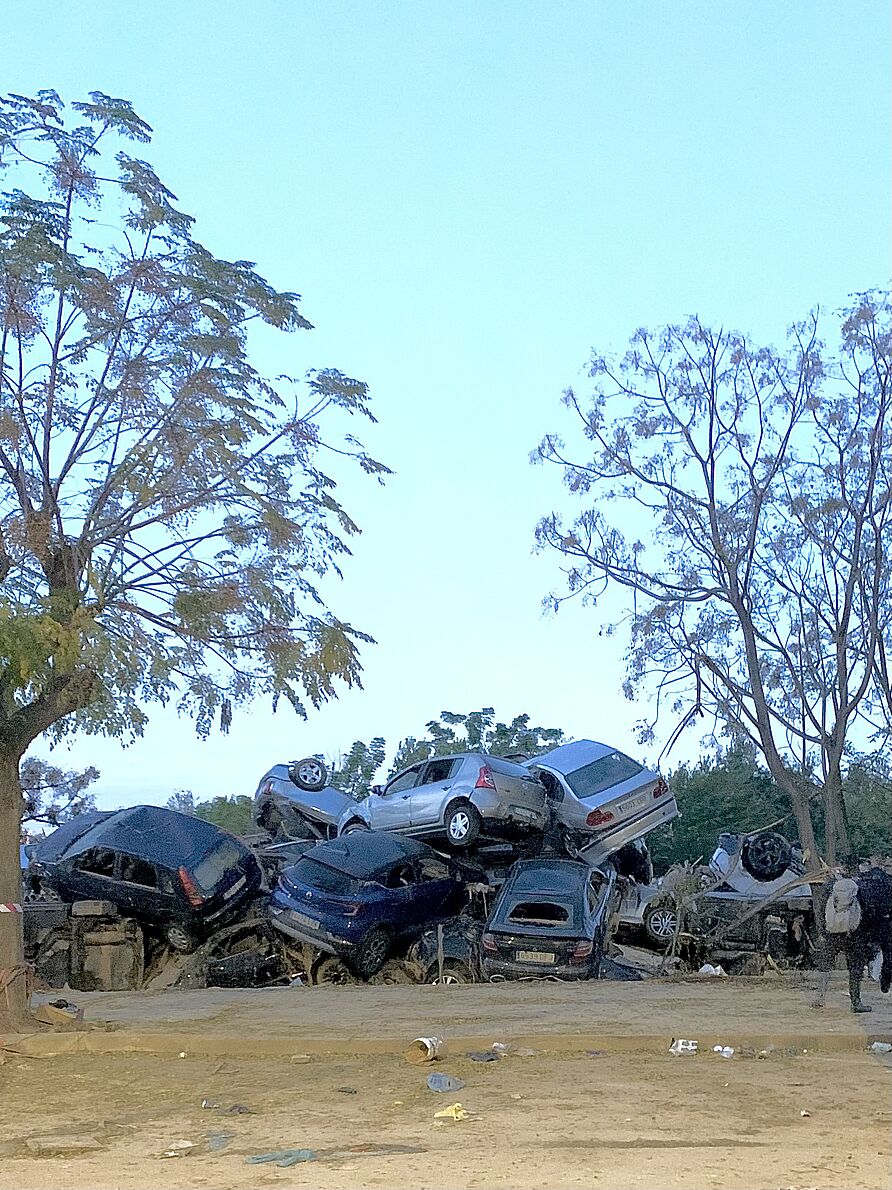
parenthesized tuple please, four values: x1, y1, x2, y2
(1, 973, 891, 1190)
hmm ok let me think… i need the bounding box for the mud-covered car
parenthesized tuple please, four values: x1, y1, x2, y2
(337, 752, 549, 849)
(481, 858, 618, 980)
(253, 758, 356, 841)
(525, 740, 677, 865)
(29, 806, 262, 952)
(408, 915, 486, 984)
(268, 832, 468, 976)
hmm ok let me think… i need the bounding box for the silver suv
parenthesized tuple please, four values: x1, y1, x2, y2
(337, 752, 549, 849)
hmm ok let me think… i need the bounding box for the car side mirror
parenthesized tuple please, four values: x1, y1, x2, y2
(371, 784, 383, 797)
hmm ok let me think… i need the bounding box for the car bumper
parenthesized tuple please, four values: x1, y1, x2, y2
(267, 902, 354, 957)
(573, 796, 679, 866)
(482, 957, 596, 981)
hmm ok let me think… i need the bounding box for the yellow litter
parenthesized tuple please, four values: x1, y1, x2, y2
(434, 1103, 471, 1121)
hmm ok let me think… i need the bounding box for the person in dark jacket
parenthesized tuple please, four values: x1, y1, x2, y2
(813, 862, 892, 1013)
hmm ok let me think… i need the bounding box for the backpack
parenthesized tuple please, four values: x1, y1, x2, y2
(825, 877, 862, 934)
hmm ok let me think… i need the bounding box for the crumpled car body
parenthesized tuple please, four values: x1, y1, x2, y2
(253, 764, 357, 840)
(29, 806, 262, 950)
(481, 858, 618, 981)
(337, 752, 549, 848)
(524, 739, 678, 865)
(267, 831, 468, 976)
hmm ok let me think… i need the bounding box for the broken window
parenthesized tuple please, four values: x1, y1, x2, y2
(75, 848, 116, 878)
(506, 900, 570, 926)
(120, 855, 157, 887)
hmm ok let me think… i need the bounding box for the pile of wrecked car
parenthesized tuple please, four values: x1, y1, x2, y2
(21, 739, 815, 992)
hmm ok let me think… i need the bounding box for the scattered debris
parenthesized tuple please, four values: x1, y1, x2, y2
(800, 1109, 811, 1118)
(668, 1038, 698, 1055)
(434, 1102, 474, 1121)
(405, 1036, 447, 1064)
(466, 1050, 499, 1062)
(161, 1139, 196, 1159)
(207, 1131, 233, 1152)
(290, 1053, 312, 1064)
(25, 1135, 103, 1156)
(427, 1072, 465, 1093)
(868, 1041, 892, 1054)
(335, 1086, 357, 1094)
(247, 1148, 317, 1166)
(712, 1045, 735, 1059)
(697, 963, 728, 978)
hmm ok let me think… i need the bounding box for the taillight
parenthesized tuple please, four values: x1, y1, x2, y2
(475, 765, 496, 790)
(653, 778, 669, 799)
(570, 939, 594, 963)
(586, 807, 615, 828)
(482, 932, 498, 953)
(178, 866, 205, 907)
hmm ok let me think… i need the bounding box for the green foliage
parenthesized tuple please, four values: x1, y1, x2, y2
(328, 737, 386, 799)
(20, 757, 98, 825)
(193, 794, 254, 835)
(390, 709, 565, 773)
(0, 90, 389, 760)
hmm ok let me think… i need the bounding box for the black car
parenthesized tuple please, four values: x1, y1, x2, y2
(481, 858, 617, 980)
(29, 806, 263, 952)
(268, 832, 468, 977)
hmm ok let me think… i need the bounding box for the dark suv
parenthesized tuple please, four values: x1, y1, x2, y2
(29, 806, 262, 952)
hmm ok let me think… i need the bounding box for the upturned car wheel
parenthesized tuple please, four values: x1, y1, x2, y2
(165, 922, 198, 953)
(351, 927, 391, 977)
(426, 960, 473, 985)
(644, 905, 679, 948)
(288, 757, 329, 793)
(741, 831, 792, 882)
(444, 802, 481, 849)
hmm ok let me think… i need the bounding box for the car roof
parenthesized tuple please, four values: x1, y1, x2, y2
(31, 810, 114, 864)
(50, 805, 240, 871)
(503, 858, 591, 895)
(302, 831, 431, 877)
(526, 739, 623, 774)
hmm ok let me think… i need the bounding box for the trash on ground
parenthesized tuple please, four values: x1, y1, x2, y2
(466, 1050, 499, 1062)
(228, 1103, 252, 1114)
(33, 999, 84, 1027)
(200, 1098, 221, 1110)
(712, 1045, 735, 1058)
(247, 1149, 317, 1166)
(207, 1131, 233, 1152)
(668, 1038, 698, 1055)
(335, 1086, 357, 1094)
(434, 1102, 473, 1121)
(427, 1072, 465, 1093)
(869, 1041, 892, 1053)
(161, 1139, 196, 1158)
(290, 1053, 312, 1064)
(25, 1134, 102, 1156)
(800, 1109, 811, 1117)
(405, 1035, 448, 1064)
(697, 963, 728, 978)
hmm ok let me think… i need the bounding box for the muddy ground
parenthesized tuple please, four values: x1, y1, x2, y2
(1, 971, 891, 1189)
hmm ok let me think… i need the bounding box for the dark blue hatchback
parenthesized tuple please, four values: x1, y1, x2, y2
(268, 832, 467, 976)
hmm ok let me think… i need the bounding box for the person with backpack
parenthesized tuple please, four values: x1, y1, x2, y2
(812, 862, 892, 1013)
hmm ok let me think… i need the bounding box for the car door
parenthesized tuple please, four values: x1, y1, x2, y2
(62, 846, 118, 902)
(369, 764, 424, 831)
(115, 853, 164, 921)
(409, 758, 460, 830)
(411, 853, 462, 922)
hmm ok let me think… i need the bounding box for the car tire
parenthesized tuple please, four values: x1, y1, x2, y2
(426, 960, 473, 985)
(741, 831, 792, 882)
(288, 757, 329, 793)
(312, 955, 359, 985)
(341, 819, 369, 835)
(644, 904, 680, 948)
(444, 802, 481, 849)
(165, 923, 198, 953)
(369, 959, 418, 985)
(350, 927, 391, 978)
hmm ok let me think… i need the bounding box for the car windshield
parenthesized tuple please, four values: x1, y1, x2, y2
(290, 857, 363, 895)
(563, 751, 644, 799)
(505, 899, 574, 927)
(192, 839, 245, 893)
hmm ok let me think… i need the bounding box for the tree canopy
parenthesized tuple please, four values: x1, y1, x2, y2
(535, 296, 892, 862)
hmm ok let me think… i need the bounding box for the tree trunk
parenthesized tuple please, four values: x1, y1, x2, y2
(823, 780, 851, 866)
(0, 748, 27, 1022)
(790, 791, 820, 868)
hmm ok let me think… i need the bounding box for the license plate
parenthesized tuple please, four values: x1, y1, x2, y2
(617, 792, 648, 817)
(516, 950, 555, 964)
(290, 910, 320, 930)
(222, 875, 246, 900)
(512, 807, 539, 823)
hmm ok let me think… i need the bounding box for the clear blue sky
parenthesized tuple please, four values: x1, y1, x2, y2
(5, 1, 890, 807)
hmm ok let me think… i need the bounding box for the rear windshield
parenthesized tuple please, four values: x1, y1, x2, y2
(291, 857, 362, 896)
(505, 899, 574, 927)
(564, 751, 643, 799)
(192, 839, 245, 893)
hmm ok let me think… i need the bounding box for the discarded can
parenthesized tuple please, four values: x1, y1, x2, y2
(405, 1036, 448, 1064)
(668, 1038, 698, 1055)
(427, 1072, 465, 1093)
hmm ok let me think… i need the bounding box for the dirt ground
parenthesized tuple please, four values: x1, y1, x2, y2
(2, 971, 891, 1190)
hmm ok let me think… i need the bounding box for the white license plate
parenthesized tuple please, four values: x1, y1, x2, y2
(516, 950, 555, 964)
(222, 875, 246, 900)
(290, 910, 320, 930)
(617, 792, 648, 817)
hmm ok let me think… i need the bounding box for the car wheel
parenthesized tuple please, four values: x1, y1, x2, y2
(369, 959, 418, 985)
(644, 905, 679, 948)
(350, 927, 391, 978)
(341, 819, 369, 835)
(288, 757, 329, 793)
(312, 955, 359, 985)
(444, 802, 481, 849)
(165, 923, 198, 953)
(741, 831, 792, 882)
(426, 960, 473, 985)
